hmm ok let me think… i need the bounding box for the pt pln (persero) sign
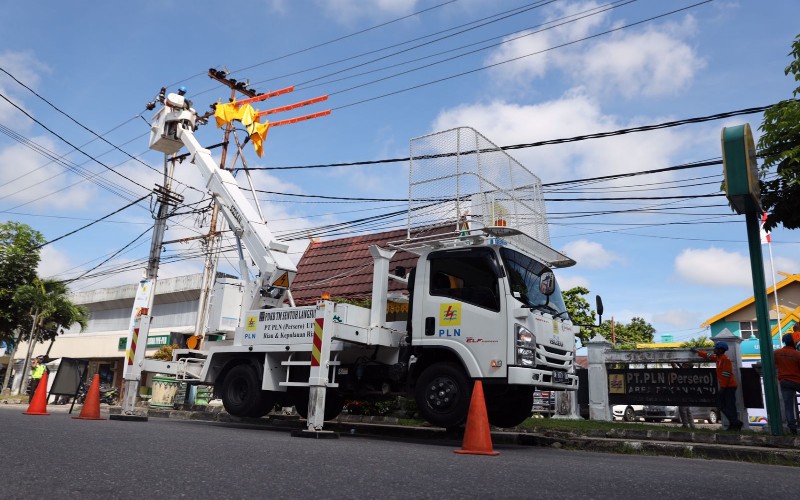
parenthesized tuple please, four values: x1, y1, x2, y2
(607, 368, 717, 406)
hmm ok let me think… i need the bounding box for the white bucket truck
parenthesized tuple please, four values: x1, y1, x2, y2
(132, 91, 579, 431)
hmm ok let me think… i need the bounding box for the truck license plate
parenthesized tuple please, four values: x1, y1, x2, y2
(552, 371, 568, 384)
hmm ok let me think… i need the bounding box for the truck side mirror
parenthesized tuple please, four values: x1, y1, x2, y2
(539, 272, 555, 296)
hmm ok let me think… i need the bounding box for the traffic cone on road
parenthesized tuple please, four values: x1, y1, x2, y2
(454, 380, 499, 456)
(73, 374, 106, 420)
(23, 371, 50, 416)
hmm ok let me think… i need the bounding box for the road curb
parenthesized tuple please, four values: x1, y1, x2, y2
(105, 406, 800, 465)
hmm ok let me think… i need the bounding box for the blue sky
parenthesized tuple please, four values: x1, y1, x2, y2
(1, 0, 799, 344)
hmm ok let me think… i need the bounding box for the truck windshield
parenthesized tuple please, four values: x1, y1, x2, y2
(499, 247, 568, 317)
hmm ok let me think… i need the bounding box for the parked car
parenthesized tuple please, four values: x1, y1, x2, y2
(532, 390, 555, 417)
(642, 405, 720, 424)
(613, 405, 644, 422)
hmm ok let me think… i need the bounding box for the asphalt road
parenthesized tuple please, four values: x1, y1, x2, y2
(2, 406, 795, 500)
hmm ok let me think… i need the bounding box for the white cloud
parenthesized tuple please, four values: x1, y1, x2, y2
(0, 50, 50, 125)
(557, 273, 589, 291)
(674, 247, 751, 287)
(38, 246, 75, 279)
(0, 137, 97, 210)
(430, 94, 687, 184)
(674, 246, 800, 289)
(482, 7, 704, 100)
(484, 29, 554, 84)
(317, 0, 419, 25)
(562, 239, 622, 269)
(572, 25, 705, 98)
(652, 309, 703, 329)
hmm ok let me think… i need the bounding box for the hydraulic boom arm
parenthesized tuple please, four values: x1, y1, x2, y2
(148, 93, 296, 308)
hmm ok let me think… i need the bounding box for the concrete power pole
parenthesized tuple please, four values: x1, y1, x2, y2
(192, 85, 236, 343)
(115, 156, 182, 419)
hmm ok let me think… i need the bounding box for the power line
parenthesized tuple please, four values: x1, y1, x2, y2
(187, 1, 458, 96)
(246, 107, 766, 171)
(330, 1, 712, 110)
(36, 193, 151, 249)
(0, 90, 151, 192)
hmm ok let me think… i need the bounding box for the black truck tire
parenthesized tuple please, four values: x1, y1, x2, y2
(414, 362, 471, 428)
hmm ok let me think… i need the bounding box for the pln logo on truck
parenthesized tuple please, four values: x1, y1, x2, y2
(245, 316, 258, 332)
(439, 303, 462, 337)
(440, 303, 461, 326)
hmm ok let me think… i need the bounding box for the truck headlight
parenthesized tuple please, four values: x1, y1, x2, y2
(515, 324, 535, 366)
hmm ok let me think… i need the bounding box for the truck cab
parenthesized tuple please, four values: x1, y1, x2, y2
(405, 237, 577, 428)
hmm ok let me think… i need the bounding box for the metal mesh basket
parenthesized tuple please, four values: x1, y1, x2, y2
(407, 127, 550, 246)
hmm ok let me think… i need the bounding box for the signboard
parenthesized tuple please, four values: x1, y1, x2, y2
(118, 334, 171, 350)
(242, 307, 317, 345)
(608, 367, 765, 408)
(608, 368, 717, 406)
(721, 123, 760, 214)
(49, 358, 89, 397)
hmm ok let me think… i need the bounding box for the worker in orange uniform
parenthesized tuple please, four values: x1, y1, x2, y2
(791, 323, 800, 351)
(693, 341, 744, 431)
(774, 333, 800, 435)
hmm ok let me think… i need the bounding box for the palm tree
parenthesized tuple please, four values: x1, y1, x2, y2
(1, 278, 88, 394)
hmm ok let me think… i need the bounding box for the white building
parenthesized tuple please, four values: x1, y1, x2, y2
(8, 273, 242, 395)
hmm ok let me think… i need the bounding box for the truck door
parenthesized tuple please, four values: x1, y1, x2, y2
(419, 247, 506, 378)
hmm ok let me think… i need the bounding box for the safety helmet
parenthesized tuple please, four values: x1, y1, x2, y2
(178, 86, 188, 93)
(713, 341, 729, 351)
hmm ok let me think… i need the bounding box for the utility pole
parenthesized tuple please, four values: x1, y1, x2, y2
(114, 155, 182, 419)
(193, 70, 261, 344)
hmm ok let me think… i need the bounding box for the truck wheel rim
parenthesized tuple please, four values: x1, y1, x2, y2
(426, 377, 458, 411)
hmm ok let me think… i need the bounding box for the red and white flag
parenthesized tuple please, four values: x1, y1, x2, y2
(760, 212, 771, 244)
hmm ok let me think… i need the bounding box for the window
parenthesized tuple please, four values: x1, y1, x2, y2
(500, 247, 568, 318)
(428, 248, 500, 311)
(739, 321, 758, 339)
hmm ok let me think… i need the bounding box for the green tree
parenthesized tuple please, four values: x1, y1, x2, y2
(562, 286, 597, 346)
(758, 34, 800, 231)
(2, 278, 88, 393)
(0, 222, 45, 345)
(680, 336, 714, 349)
(596, 316, 656, 347)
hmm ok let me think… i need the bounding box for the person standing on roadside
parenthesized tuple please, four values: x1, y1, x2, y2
(693, 341, 744, 431)
(792, 323, 800, 351)
(28, 356, 46, 396)
(671, 361, 696, 428)
(774, 333, 800, 435)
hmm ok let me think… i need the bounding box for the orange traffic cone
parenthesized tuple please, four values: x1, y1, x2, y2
(73, 374, 106, 421)
(454, 380, 499, 456)
(23, 371, 50, 416)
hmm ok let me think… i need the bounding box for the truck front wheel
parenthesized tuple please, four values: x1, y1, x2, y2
(221, 364, 261, 417)
(415, 363, 471, 428)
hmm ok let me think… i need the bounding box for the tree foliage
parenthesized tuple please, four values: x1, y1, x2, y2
(13, 278, 88, 344)
(0, 222, 45, 344)
(562, 286, 597, 346)
(758, 34, 800, 231)
(596, 316, 656, 348)
(680, 336, 714, 349)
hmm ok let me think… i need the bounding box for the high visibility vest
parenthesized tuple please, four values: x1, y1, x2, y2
(31, 364, 46, 380)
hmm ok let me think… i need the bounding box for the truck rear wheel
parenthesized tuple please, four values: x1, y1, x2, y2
(415, 363, 471, 428)
(221, 364, 261, 417)
(486, 388, 533, 428)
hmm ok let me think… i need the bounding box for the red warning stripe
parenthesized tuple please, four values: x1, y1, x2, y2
(311, 318, 324, 367)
